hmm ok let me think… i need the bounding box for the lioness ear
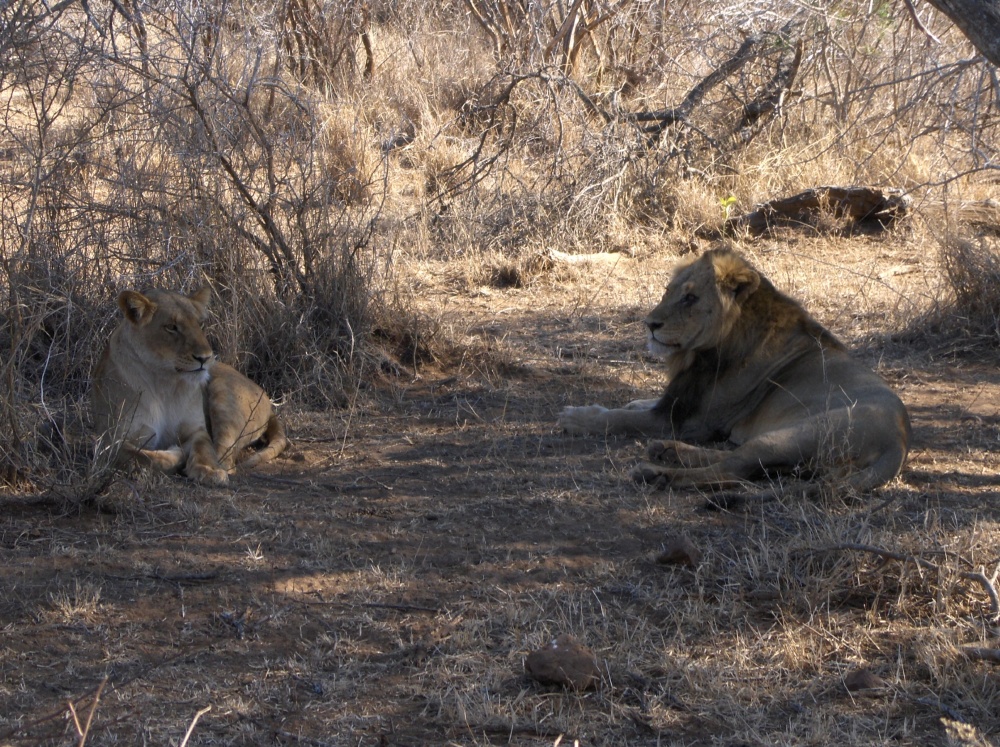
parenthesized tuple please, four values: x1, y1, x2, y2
(188, 287, 212, 321)
(117, 291, 157, 326)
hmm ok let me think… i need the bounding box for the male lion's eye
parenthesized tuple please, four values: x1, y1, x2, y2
(679, 294, 697, 307)
(165, 323, 179, 333)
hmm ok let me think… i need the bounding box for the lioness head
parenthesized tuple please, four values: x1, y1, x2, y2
(644, 248, 761, 357)
(117, 287, 215, 380)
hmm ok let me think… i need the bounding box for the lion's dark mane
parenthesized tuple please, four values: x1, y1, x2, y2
(652, 257, 844, 438)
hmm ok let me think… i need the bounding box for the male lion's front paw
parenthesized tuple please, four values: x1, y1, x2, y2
(558, 405, 609, 435)
(646, 439, 682, 465)
(189, 463, 230, 487)
(631, 461, 669, 488)
(622, 397, 659, 412)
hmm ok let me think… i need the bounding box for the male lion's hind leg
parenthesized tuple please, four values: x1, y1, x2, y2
(634, 422, 838, 490)
(646, 440, 729, 468)
(632, 460, 756, 489)
(638, 410, 910, 492)
(633, 436, 783, 488)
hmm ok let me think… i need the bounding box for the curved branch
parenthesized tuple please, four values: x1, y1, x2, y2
(830, 542, 1000, 620)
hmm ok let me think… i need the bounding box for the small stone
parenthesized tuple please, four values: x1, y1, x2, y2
(655, 535, 702, 566)
(524, 634, 600, 691)
(843, 667, 886, 692)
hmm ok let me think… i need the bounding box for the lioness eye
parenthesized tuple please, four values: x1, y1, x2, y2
(679, 293, 697, 307)
(165, 323, 179, 333)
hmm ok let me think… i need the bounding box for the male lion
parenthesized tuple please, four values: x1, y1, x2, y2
(559, 248, 910, 491)
(92, 287, 288, 486)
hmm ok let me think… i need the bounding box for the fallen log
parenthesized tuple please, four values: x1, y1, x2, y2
(727, 186, 911, 235)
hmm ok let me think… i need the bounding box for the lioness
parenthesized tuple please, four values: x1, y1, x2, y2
(92, 287, 288, 485)
(559, 248, 910, 491)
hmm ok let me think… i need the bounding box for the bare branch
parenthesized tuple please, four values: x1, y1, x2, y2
(829, 543, 1000, 620)
(627, 34, 765, 134)
(178, 705, 212, 747)
(901, 0, 943, 44)
(961, 647, 1000, 664)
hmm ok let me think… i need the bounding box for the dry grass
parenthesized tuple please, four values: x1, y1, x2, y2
(1, 0, 1000, 744)
(937, 234, 1000, 345)
(7, 232, 997, 746)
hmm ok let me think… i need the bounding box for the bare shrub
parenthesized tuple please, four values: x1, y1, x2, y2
(0, 0, 390, 492)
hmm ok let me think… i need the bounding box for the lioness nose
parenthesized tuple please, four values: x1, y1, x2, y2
(194, 354, 212, 365)
(645, 319, 661, 332)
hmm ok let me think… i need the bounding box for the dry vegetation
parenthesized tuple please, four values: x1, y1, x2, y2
(2, 0, 1000, 744)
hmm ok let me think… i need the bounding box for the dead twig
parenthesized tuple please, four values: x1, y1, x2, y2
(178, 706, 211, 747)
(627, 34, 765, 136)
(961, 647, 1000, 664)
(152, 571, 220, 584)
(305, 599, 441, 614)
(363, 602, 441, 614)
(736, 39, 804, 132)
(910, 696, 967, 724)
(961, 571, 1000, 620)
(102, 571, 220, 584)
(68, 677, 106, 747)
(459, 720, 573, 740)
(242, 714, 338, 746)
(900, 0, 942, 44)
(828, 543, 1000, 620)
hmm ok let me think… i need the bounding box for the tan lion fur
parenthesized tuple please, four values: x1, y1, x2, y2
(559, 248, 911, 491)
(92, 288, 288, 486)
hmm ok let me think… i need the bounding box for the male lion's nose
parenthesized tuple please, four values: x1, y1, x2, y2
(645, 319, 662, 332)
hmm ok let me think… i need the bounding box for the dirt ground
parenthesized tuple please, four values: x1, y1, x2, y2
(2, 236, 1000, 746)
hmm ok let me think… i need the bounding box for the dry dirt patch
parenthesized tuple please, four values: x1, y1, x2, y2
(2, 240, 999, 746)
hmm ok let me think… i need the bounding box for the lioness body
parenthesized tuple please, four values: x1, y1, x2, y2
(92, 288, 287, 485)
(559, 249, 910, 491)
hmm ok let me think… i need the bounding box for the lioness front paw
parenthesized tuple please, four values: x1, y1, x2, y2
(188, 463, 230, 486)
(558, 405, 609, 435)
(140, 446, 186, 472)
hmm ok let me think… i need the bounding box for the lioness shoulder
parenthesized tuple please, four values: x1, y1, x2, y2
(92, 287, 288, 485)
(559, 248, 911, 492)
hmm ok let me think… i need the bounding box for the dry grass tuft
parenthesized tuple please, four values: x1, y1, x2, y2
(899, 232, 1000, 353)
(940, 234, 1000, 344)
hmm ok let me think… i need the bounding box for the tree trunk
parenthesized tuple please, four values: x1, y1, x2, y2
(924, 0, 1000, 66)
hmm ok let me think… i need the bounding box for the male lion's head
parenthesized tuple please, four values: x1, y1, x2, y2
(644, 248, 761, 358)
(116, 287, 215, 381)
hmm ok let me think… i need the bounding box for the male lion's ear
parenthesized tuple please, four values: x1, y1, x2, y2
(117, 291, 157, 326)
(733, 268, 760, 302)
(718, 266, 760, 303)
(188, 287, 212, 321)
